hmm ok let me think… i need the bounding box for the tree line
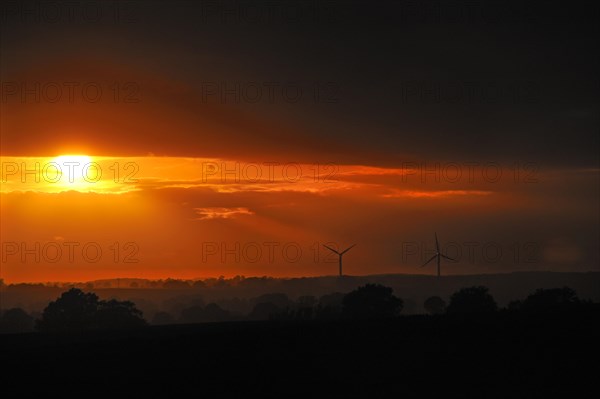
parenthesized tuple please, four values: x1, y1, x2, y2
(0, 284, 593, 333)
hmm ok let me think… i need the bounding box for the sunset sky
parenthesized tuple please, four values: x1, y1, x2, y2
(1, 1, 598, 282)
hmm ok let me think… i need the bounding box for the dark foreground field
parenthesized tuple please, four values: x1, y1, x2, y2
(2, 309, 598, 397)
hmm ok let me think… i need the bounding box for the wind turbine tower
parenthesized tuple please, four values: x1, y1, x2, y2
(323, 244, 356, 277)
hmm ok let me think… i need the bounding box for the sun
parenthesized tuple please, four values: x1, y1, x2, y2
(50, 155, 96, 188)
(0, 155, 141, 193)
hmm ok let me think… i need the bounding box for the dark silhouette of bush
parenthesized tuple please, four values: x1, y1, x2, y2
(446, 286, 497, 314)
(342, 284, 403, 319)
(424, 296, 446, 315)
(520, 287, 581, 312)
(0, 308, 34, 333)
(36, 288, 146, 332)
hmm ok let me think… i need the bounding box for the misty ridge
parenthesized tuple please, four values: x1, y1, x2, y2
(1, 271, 598, 333)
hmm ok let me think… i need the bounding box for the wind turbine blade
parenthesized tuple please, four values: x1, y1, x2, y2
(441, 254, 456, 261)
(323, 244, 340, 255)
(435, 232, 440, 252)
(340, 244, 356, 255)
(421, 255, 437, 267)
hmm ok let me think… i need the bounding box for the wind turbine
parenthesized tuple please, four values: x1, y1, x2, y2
(323, 244, 356, 277)
(421, 233, 455, 277)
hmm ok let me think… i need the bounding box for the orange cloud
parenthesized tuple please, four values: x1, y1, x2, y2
(383, 190, 493, 199)
(193, 207, 255, 220)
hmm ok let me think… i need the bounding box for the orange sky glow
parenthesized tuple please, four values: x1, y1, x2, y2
(1, 154, 597, 283)
(0, 57, 598, 283)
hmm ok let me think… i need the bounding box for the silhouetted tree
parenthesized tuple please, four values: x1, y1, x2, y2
(293, 306, 314, 320)
(36, 288, 146, 332)
(297, 295, 317, 307)
(163, 279, 191, 289)
(520, 287, 580, 312)
(95, 299, 146, 329)
(215, 297, 247, 314)
(446, 286, 497, 314)
(203, 303, 231, 322)
(249, 302, 280, 320)
(192, 280, 207, 289)
(319, 292, 345, 307)
(424, 296, 446, 315)
(343, 284, 403, 319)
(149, 280, 161, 288)
(164, 298, 190, 318)
(230, 275, 245, 285)
(0, 308, 34, 333)
(37, 288, 100, 331)
(316, 292, 345, 319)
(507, 300, 523, 311)
(215, 276, 227, 287)
(290, 295, 317, 320)
(253, 293, 291, 309)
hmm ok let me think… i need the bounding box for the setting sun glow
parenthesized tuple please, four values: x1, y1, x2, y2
(51, 155, 94, 189)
